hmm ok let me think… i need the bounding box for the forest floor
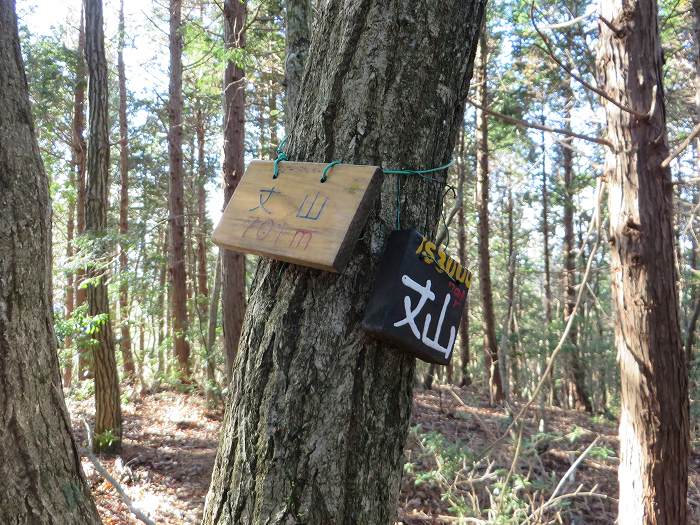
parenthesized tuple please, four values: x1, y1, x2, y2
(67, 385, 700, 524)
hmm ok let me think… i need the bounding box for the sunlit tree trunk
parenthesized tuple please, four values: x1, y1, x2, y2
(0, 2, 101, 520)
(168, 0, 190, 379)
(117, 0, 134, 380)
(84, 0, 122, 453)
(202, 2, 486, 522)
(597, 1, 689, 522)
(221, 0, 247, 381)
(474, 27, 504, 404)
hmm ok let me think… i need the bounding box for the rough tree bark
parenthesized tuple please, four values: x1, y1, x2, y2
(474, 27, 504, 404)
(457, 126, 471, 387)
(117, 0, 135, 379)
(168, 0, 191, 379)
(84, 0, 123, 453)
(0, 1, 101, 521)
(285, 0, 310, 124)
(221, 0, 247, 382)
(203, 2, 486, 523)
(561, 95, 592, 412)
(597, 1, 689, 523)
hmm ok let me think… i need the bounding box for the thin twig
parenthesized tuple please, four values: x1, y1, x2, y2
(81, 419, 156, 525)
(661, 121, 700, 169)
(466, 98, 614, 150)
(530, 0, 647, 119)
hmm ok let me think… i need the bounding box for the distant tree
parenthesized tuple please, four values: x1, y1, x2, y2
(84, 0, 122, 453)
(0, 0, 100, 520)
(597, 0, 689, 522)
(221, 0, 247, 380)
(168, 0, 191, 379)
(118, 0, 135, 379)
(475, 26, 504, 404)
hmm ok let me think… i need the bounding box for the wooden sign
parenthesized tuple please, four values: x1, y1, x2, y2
(213, 160, 382, 272)
(362, 230, 472, 365)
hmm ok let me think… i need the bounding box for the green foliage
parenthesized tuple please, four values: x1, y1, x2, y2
(94, 429, 120, 450)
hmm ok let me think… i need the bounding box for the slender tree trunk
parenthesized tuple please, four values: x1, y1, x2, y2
(168, 0, 190, 379)
(202, 2, 486, 523)
(285, 0, 309, 125)
(597, 1, 689, 522)
(196, 107, 209, 300)
(84, 0, 122, 453)
(561, 97, 592, 412)
(474, 27, 504, 404)
(221, 0, 247, 382)
(73, 9, 92, 380)
(117, 0, 134, 380)
(0, 2, 101, 520)
(457, 126, 471, 387)
(64, 125, 76, 388)
(540, 120, 556, 411)
(158, 227, 167, 376)
(206, 256, 222, 404)
(498, 183, 515, 402)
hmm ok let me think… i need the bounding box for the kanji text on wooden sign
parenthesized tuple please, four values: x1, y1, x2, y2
(362, 229, 472, 365)
(213, 160, 382, 272)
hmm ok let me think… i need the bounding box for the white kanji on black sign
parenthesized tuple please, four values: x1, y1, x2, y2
(393, 274, 456, 358)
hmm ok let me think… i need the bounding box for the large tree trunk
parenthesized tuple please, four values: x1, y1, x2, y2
(597, 1, 689, 523)
(0, 1, 101, 521)
(285, 0, 310, 124)
(457, 126, 471, 387)
(561, 99, 592, 412)
(221, 0, 247, 382)
(168, 0, 191, 379)
(73, 9, 91, 380)
(84, 0, 122, 453)
(117, 0, 134, 380)
(202, 2, 486, 523)
(474, 27, 504, 404)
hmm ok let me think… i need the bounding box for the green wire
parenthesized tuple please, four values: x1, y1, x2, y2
(271, 139, 455, 236)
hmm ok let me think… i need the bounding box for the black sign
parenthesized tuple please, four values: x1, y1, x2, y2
(362, 229, 472, 365)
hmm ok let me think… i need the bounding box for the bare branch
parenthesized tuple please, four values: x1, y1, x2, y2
(530, 1, 647, 119)
(661, 121, 700, 169)
(466, 97, 615, 150)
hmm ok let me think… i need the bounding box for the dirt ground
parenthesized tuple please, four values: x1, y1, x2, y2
(67, 386, 700, 524)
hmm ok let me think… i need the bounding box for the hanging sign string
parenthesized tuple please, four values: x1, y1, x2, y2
(272, 139, 456, 232)
(273, 138, 288, 179)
